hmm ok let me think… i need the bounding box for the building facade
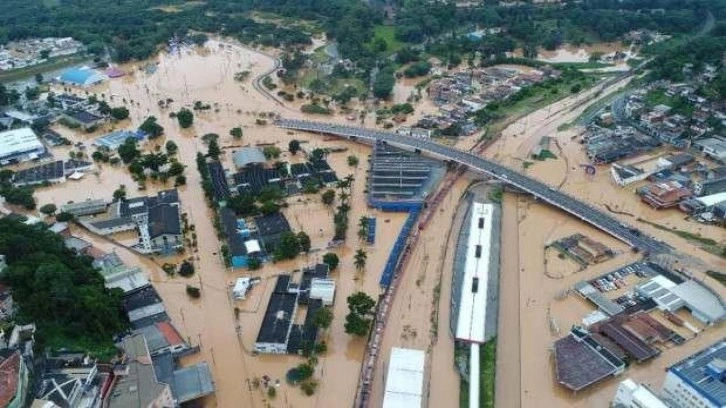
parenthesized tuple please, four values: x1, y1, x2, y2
(662, 340, 726, 408)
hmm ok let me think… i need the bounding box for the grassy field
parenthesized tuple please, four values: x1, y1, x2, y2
(486, 73, 601, 135)
(457, 340, 497, 408)
(636, 218, 726, 258)
(0, 55, 88, 83)
(368, 25, 405, 54)
(481, 340, 496, 408)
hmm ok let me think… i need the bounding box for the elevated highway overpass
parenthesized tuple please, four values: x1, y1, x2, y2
(276, 118, 672, 255)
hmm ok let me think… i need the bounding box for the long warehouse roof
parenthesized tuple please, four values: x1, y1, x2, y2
(0, 127, 43, 159)
(382, 347, 425, 408)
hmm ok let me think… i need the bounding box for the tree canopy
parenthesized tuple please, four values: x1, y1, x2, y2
(0, 218, 127, 353)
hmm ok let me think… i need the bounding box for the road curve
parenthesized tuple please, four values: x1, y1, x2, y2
(275, 118, 672, 254)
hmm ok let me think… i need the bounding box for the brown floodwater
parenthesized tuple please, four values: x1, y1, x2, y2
(18, 36, 723, 408)
(29, 39, 422, 407)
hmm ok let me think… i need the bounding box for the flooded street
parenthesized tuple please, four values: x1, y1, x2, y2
(32, 40, 414, 407)
(15, 34, 724, 408)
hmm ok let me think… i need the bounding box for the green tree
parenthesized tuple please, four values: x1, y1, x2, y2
(138, 116, 164, 138)
(0, 218, 127, 353)
(24, 86, 41, 100)
(288, 139, 301, 155)
(207, 139, 221, 160)
(165, 140, 178, 155)
(321, 189, 335, 206)
(310, 148, 325, 162)
(167, 161, 185, 177)
(297, 231, 311, 253)
(322, 252, 339, 271)
(227, 193, 257, 216)
(113, 185, 127, 201)
(39, 203, 57, 216)
(55, 212, 74, 222)
(118, 138, 140, 163)
(274, 231, 300, 260)
(354, 249, 367, 271)
(347, 291, 375, 317)
(35, 73, 43, 84)
(110, 107, 130, 120)
(358, 216, 369, 240)
(178, 260, 195, 277)
(347, 155, 359, 167)
(230, 127, 243, 139)
(263, 146, 281, 159)
(177, 108, 194, 128)
(186, 285, 201, 298)
(344, 313, 371, 336)
(313, 307, 333, 329)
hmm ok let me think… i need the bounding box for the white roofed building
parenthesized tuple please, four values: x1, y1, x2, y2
(382, 347, 425, 408)
(0, 128, 45, 165)
(613, 378, 669, 408)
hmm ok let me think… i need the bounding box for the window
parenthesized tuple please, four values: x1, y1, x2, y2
(478, 217, 484, 229)
(472, 277, 479, 293)
(475, 245, 482, 258)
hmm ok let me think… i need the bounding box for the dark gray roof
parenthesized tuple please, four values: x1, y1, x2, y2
(108, 334, 168, 408)
(172, 362, 214, 403)
(668, 340, 726, 407)
(254, 212, 291, 248)
(64, 110, 103, 124)
(122, 286, 163, 312)
(148, 204, 181, 238)
(701, 177, 726, 196)
(220, 207, 246, 256)
(90, 217, 134, 230)
(12, 160, 65, 184)
(135, 324, 170, 354)
(256, 275, 296, 345)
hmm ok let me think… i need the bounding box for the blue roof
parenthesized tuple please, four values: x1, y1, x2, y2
(59, 68, 104, 86)
(668, 340, 726, 407)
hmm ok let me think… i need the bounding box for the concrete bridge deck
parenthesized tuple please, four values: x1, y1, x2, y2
(275, 118, 671, 255)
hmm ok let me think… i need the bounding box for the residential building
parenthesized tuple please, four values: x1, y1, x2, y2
(34, 352, 110, 408)
(60, 199, 108, 217)
(0, 128, 45, 166)
(84, 190, 182, 255)
(613, 378, 669, 408)
(638, 181, 692, 209)
(694, 137, 726, 163)
(107, 334, 174, 408)
(134, 322, 188, 357)
(662, 340, 726, 408)
(61, 110, 105, 130)
(0, 351, 30, 408)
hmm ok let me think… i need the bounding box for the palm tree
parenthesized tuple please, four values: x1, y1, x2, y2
(358, 216, 369, 240)
(354, 249, 367, 271)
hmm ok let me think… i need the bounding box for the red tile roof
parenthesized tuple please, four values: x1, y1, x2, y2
(156, 321, 184, 346)
(0, 352, 21, 407)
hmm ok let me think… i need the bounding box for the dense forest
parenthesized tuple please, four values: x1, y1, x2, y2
(0, 218, 127, 354)
(0, 0, 715, 64)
